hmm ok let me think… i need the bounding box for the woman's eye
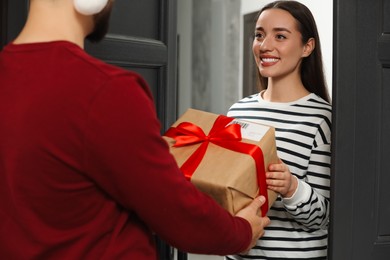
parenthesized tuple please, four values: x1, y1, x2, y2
(276, 34, 287, 40)
(254, 33, 264, 39)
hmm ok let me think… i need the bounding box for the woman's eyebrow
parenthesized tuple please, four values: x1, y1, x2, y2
(255, 26, 292, 33)
(273, 27, 292, 33)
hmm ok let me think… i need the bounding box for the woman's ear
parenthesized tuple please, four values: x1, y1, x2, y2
(302, 38, 315, 58)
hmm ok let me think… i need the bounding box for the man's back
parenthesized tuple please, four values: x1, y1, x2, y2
(0, 39, 264, 259)
(0, 40, 160, 258)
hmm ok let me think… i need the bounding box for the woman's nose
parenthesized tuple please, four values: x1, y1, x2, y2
(259, 37, 272, 52)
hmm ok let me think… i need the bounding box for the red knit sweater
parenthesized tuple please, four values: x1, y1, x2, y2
(0, 41, 251, 259)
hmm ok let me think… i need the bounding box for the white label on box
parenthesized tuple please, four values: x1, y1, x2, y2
(228, 119, 269, 142)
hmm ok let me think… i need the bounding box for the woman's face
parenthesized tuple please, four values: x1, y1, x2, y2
(252, 8, 313, 81)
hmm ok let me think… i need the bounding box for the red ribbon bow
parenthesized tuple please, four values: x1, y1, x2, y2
(164, 115, 269, 216)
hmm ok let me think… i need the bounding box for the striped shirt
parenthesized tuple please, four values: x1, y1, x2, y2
(226, 92, 331, 260)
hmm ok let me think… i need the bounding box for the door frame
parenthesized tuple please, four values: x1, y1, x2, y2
(330, 0, 390, 259)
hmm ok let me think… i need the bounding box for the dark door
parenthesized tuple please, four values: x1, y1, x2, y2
(0, 0, 28, 47)
(330, 0, 390, 259)
(86, 3, 179, 256)
(86, 0, 178, 131)
(1, 1, 178, 259)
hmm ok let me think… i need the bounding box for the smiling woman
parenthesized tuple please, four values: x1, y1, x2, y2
(226, 1, 331, 259)
(178, 1, 333, 259)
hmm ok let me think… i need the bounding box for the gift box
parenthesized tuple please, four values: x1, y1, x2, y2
(163, 108, 278, 215)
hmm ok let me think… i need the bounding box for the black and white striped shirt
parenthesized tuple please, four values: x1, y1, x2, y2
(226, 92, 331, 260)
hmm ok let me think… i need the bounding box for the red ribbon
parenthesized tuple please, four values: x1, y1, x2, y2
(164, 115, 269, 216)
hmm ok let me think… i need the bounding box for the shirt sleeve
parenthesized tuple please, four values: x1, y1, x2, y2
(282, 141, 331, 230)
(83, 73, 252, 255)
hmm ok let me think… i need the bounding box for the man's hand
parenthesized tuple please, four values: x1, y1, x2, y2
(235, 196, 270, 252)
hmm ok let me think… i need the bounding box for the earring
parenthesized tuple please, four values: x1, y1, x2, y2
(73, 0, 109, 15)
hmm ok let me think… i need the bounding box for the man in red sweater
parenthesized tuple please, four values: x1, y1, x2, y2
(0, 0, 270, 259)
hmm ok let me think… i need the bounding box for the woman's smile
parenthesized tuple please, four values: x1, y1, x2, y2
(260, 55, 280, 66)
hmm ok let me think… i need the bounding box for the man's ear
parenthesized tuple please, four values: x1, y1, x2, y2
(302, 38, 315, 58)
(73, 0, 109, 15)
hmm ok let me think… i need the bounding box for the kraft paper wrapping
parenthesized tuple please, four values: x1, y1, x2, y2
(163, 108, 278, 215)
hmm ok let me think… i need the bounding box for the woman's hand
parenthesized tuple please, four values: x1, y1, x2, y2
(266, 159, 298, 198)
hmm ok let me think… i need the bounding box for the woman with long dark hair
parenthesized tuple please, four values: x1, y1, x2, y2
(227, 1, 331, 259)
